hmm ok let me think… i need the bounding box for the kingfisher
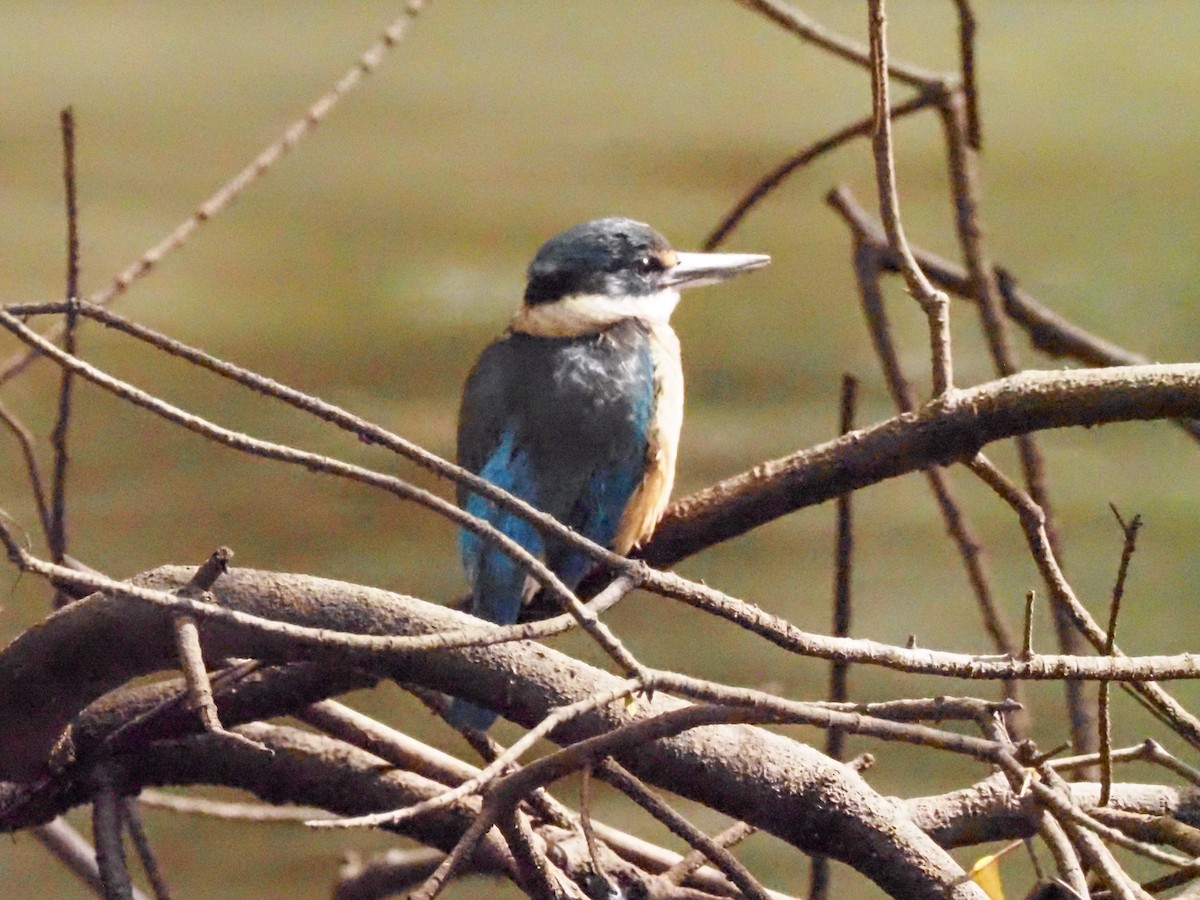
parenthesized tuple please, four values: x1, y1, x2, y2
(450, 217, 770, 729)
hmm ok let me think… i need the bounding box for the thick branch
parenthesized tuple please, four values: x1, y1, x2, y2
(6, 566, 1200, 789)
(646, 363, 1200, 566)
(0, 568, 984, 898)
(906, 773, 1200, 848)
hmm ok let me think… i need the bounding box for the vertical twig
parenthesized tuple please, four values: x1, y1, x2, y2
(93, 768, 133, 900)
(579, 764, 607, 884)
(937, 34, 1096, 753)
(32, 817, 150, 900)
(1022, 590, 1035, 658)
(812, 374, 858, 900)
(171, 616, 222, 730)
(1100, 506, 1142, 806)
(866, 0, 954, 395)
(837, 224, 1026, 730)
(169, 548, 267, 753)
(826, 373, 857, 759)
(50, 107, 80, 590)
(952, 0, 981, 149)
(1105, 506, 1141, 654)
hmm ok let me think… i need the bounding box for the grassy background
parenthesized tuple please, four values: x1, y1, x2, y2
(3, 2, 1200, 897)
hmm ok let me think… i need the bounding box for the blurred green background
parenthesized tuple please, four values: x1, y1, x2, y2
(3, 2, 1200, 897)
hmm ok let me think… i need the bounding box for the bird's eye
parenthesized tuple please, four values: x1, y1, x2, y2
(634, 255, 661, 275)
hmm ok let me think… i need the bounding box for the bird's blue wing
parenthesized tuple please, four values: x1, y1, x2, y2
(544, 438, 647, 590)
(457, 427, 545, 625)
(451, 327, 654, 729)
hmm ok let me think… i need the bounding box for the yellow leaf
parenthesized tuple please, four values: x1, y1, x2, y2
(969, 852, 1005, 900)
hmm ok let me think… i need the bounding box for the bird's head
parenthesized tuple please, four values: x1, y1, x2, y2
(511, 217, 770, 337)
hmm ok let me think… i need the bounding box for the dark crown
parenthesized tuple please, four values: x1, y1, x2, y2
(524, 217, 676, 306)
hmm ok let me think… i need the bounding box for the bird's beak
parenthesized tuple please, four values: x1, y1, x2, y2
(663, 251, 771, 290)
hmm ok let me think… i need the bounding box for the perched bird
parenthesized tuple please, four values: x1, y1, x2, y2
(451, 217, 770, 728)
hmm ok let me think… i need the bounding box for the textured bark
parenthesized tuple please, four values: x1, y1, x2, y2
(0, 566, 984, 899)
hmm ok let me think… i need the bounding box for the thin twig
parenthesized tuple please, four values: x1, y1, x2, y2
(599, 761, 772, 900)
(703, 90, 938, 250)
(92, 767, 133, 900)
(579, 765, 608, 888)
(952, 0, 981, 149)
(965, 453, 1200, 750)
(0, 307, 646, 683)
(662, 821, 756, 887)
(1105, 506, 1142, 657)
(1100, 507, 1143, 806)
(122, 800, 174, 900)
(826, 372, 857, 760)
(169, 548, 266, 753)
(730, 0, 948, 87)
(813, 374, 857, 900)
(867, 0, 953, 395)
(139, 789, 332, 822)
(0, 399, 53, 543)
(49, 107, 80, 580)
(0, 2, 433, 389)
(1022, 590, 1035, 658)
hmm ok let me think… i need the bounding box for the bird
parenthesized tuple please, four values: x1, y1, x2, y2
(450, 217, 770, 729)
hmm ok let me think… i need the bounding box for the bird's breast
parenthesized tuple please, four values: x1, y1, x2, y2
(613, 320, 683, 553)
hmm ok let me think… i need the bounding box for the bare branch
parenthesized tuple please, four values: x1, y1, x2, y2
(850, 237, 1025, 729)
(0, 2, 435, 387)
(952, 0, 982, 148)
(92, 767, 132, 900)
(1100, 508, 1143, 806)
(0, 399, 53, 543)
(730, 0, 948, 87)
(813, 374, 858, 900)
(867, 0, 953, 394)
(121, 800, 173, 900)
(49, 107, 80, 579)
(646, 361, 1200, 567)
(0, 306, 646, 682)
(597, 761, 772, 900)
(32, 818, 151, 900)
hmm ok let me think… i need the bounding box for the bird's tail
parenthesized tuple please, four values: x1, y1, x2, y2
(443, 553, 529, 732)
